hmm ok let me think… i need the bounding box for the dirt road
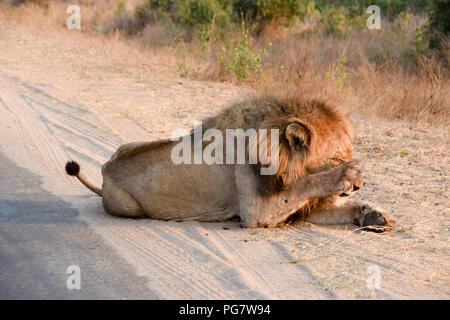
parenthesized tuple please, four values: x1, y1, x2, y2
(0, 23, 448, 299)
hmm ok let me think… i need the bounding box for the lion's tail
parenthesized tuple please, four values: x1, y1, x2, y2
(65, 161, 102, 196)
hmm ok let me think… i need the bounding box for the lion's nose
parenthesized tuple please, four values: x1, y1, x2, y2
(353, 185, 360, 191)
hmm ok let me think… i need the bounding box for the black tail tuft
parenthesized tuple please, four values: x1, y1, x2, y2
(65, 161, 80, 176)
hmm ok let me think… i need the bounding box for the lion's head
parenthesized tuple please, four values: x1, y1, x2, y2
(201, 94, 355, 195)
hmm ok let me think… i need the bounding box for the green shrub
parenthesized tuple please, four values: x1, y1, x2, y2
(426, 0, 450, 50)
(315, 0, 429, 18)
(145, 0, 231, 31)
(400, 29, 428, 69)
(325, 55, 348, 91)
(176, 0, 231, 29)
(321, 6, 348, 36)
(220, 21, 265, 81)
(232, 0, 317, 26)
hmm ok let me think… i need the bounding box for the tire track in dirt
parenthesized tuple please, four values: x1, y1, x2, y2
(108, 226, 228, 299)
(140, 223, 273, 299)
(200, 226, 279, 298)
(0, 88, 71, 183)
(0, 76, 320, 299)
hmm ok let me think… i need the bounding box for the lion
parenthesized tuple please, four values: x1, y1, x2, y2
(65, 94, 394, 232)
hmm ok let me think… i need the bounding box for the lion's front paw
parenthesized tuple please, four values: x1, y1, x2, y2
(336, 160, 364, 197)
(354, 204, 395, 233)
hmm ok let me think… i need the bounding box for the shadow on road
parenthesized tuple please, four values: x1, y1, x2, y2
(0, 152, 158, 299)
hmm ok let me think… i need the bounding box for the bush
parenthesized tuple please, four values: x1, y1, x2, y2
(321, 6, 348, 36)
(220, 21, 265, 81)
(401, 30, 428, 69)
(426, 0, 450, 50)
(145, 0, 231, 31)
(176, 0, 231, 29)
(232, 0, 316, 27)
(315, 0, 430, 18)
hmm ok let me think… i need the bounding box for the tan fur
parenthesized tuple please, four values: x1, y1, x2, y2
(67, 94, 394, 232)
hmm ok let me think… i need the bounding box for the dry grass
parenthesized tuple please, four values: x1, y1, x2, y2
(192, 20, 450, 127)
(1, 0, 448, 128)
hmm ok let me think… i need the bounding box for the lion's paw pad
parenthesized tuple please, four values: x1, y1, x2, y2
(355, 205, 394, 233)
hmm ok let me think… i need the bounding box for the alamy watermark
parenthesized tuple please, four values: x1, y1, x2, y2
(366, 264, 381, 290)
(170, 120, 280, 175)
(66, 5, 81, 30)
(367, 5, 381, 30)
(66, 265, 81, 290)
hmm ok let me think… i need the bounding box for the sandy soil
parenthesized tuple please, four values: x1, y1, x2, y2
(0, 22, 448, 299)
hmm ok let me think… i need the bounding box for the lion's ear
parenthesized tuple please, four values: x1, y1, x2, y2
(285, 122, 311, 155)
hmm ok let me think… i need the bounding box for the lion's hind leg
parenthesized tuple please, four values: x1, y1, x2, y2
(101, 177, 146, 218)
